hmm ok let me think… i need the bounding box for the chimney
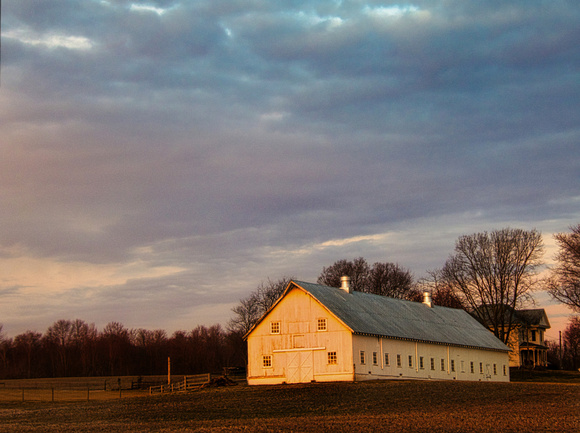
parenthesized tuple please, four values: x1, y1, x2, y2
(340, 276, 352, 293)
(423, 292, 433, 308)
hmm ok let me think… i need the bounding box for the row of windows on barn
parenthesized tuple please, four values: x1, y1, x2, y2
(270, 318, 328, 334)
(263, 351, 507, 377)
(359, 351, 507, 376)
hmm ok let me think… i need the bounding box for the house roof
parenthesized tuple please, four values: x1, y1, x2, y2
(248, 280, 509, 353)
(472, 305, 551, 329)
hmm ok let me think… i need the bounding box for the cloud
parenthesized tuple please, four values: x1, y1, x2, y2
(0, 0, 578, 337)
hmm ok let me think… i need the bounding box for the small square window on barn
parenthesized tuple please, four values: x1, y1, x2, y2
(493, 364, 497, 375)
(451, 360, 455, 372)
(408, 355, 413, 368)
(470, 362, 474, 373)
(373, 352, 378, 365)
(317, 318, 327, 331)
(360, 350, 366, 364)
(430, 358, 435, 370)
(385, 353, 390, 366)
(270, 322, 280, 334)
(397, 354, 402, 368)
(263, 355, 272, 368)
(328, 351, 337, 365)
(419, 357, 424, 369)
(479, 362, 483, 374)
(441, 359, 445, 371)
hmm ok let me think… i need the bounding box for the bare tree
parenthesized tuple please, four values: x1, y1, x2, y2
(366, 262, 414, 298)
(441, 228, 544, 344)
(548, 223, 580, 312)
(228, 276, 294, 335)
(417, 270, 465, 309)
(318, 258, 415, 299)
(563, 316, 580, 370)
(318, 257, 370, 291)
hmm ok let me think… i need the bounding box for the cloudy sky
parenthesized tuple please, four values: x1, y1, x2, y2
(1, 0, 579, 341)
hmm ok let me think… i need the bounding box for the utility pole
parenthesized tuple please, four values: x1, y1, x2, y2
(168, 357, 171, 384)
(559, 331, 563, 370)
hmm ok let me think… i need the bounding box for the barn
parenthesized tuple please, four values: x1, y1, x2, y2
(245, 278, 510, 385)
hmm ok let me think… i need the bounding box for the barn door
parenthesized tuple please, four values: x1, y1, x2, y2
(286, 351, 314, 383)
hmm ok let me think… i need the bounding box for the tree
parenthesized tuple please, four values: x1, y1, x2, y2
(563, 316, 580, 370)
(441, 228, 544, 344)
(318, 257, 415, 299)
(417, 270, 466, 309)
(318, 258, 370, 291)
(228, 276, 294, 335)
(548, 223, 580, 312)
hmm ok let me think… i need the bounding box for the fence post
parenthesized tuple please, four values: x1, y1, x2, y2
(21, 388, 24, 402)
(184, 376, 187, 391)
(87, 387, 90, 402)
(52, 387, 55, 403)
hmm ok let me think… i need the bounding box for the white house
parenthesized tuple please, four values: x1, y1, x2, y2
(245, 278, 510, 385)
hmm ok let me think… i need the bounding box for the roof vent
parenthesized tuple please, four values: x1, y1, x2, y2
(423, 292, 433, 308)
(340, 276, 352, 293)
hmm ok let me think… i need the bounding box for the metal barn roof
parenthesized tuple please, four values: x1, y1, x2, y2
(291, 280, 510, 352)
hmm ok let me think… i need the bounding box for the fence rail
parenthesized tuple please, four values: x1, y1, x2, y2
(149, 373, 212, 394)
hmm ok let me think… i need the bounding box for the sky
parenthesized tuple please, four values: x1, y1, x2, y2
(1, 0, 579, 342)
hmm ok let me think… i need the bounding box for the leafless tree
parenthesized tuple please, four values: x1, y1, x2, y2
(548, 223, 580, 312)
(417, 270, 465, 309)
(318, 257, 370, 291)
(441, 228, 544, 344)
(563, 317, 580, 370)
(228, 276, 294, 335)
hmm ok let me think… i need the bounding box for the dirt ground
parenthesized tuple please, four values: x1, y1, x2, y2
(0, 380, 578, 432)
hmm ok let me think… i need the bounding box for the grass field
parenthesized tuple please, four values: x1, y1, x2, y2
(0, 373, 579, 432)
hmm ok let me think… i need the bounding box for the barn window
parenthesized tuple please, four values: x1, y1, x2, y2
(503, 365, 507, 376)
(470, 362, 474, 373)
(317, 318, 327, 331)
(396, 354, 402, 367)
(263, 355, 272, 368)
(385, 353, 390, 366)
(408, 355, 413, 368)
(451, 360, 455, 372)
(270, 322, 280, 334)
(493, 364, 497, 375)
(440, 359, 445, 371)
(479, 362, 483, 374)
(328, 351, 337, 365)
(430, 358, 435, 370)
(419, 357, 424, 369)
(373, 352, 378, 365)
(360, 351, 366, 364)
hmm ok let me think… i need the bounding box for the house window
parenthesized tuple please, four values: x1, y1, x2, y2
(270, 322, 280, 334)
(373, 352, 378, 365)
(317, 318, 327, 331)
(461, 361, 465, 373)
(385, 353, 390, 366)
(493, 364, 497, 375)
(397, 354, 402, 368)
(441, 359, 445, 371)
(451, 360, 455, 372)
(419, 357, 424, 369)
(430, 358, 435, 371)
(479, 362, 483, 374)
(470, 362, 474, 374)
(263, 355, 272, 368)
(328, 351, 337, 365)
(531, 330, 536, 341)
(408, 355, 413, 368)
(360, 351, 366, 365)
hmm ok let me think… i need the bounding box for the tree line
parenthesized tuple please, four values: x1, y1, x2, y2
(0, 321, 246, 380)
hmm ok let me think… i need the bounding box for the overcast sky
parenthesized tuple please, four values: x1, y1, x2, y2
(1, 0, 579, 341)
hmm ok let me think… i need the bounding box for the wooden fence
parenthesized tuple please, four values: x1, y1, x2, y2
(149, 373, 212, 394)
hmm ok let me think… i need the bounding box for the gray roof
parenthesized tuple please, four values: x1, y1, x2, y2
(291, 280, 510, 352)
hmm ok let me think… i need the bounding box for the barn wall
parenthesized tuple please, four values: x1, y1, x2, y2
(352, 335, 510, 382)
(247, 288, 354, 385)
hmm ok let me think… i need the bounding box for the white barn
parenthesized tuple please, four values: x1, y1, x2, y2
(245, 278, 510, 385)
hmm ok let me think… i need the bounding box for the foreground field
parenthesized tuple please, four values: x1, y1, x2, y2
(0, 380, 578, 432)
